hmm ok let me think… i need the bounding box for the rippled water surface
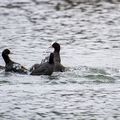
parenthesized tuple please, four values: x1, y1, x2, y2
(0, 0, 120, 119)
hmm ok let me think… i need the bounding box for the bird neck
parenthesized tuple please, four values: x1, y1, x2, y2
(54, 48, 60, 53)
(49, 58, 54, 64)
(2, 54, 12, 64)
(53, 51, 61, 63)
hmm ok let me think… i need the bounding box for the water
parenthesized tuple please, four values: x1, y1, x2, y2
(0, 0, 120, 119)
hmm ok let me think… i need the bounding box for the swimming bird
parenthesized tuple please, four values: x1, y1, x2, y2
(30, 53, 54, 75)
(2, 49, 28, 74)
(52, 42, 65, 72)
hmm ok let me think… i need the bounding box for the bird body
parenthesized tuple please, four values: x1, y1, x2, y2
(30, 62, 54, 75)
(30, 53, 54, 76)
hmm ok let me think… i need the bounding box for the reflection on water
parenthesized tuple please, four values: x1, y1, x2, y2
(0, 0, 120, 119)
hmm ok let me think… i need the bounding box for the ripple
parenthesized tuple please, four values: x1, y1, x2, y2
(61, 66, 119, 84)
(0, 80, 10, 84)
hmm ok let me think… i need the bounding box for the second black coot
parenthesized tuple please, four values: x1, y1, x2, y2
(30, 53, 54, 75)
(52, 42, 65, 72)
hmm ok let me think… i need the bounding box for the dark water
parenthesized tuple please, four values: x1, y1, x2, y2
(0, 0, 120, 119)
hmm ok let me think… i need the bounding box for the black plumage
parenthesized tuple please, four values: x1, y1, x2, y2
(52, 42, 65, 72)
(2, 49, 28, 74)
(30, 53, 54, 76)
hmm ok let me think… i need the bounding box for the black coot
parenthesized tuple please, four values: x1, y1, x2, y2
(30, 53, 54, 75)
(2, 49, 28, 74)
(52, 42, 65, 72)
